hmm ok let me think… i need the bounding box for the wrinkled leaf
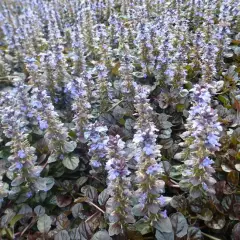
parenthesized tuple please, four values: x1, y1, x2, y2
(56, 213, 70, 230)
(233, 203, 240, 220)
(54, 230, 70, 240)
(69, 228, 82, 240)
(227, 171, 239, 186)
(81, 185, 98, 201)
(98, 189, 109, 206)
(62, 141, 77, 153)
(187, 227, 202, 240)
(132, 204, 145, 217)
(34, 205, 45, 217)
(18, 204, 32, 216)
(9, 214, 24, 227)
(62, 155, 79, 170)
(134, 218, 152, 235)
(170, 212, 188, 238)
(37, 214, 52, 233)
(108, 222, 121, 236)
(197, 208, 213, 221)
(34, 177, 55, 191)
(76, 176, 88, 188)
(56, 195, 72, 208)
(91, 230, 112, 240)
(48, 153, 58, 163)
(205, 215, 226, 230)
(153, 217, 173, 233)
(232, 223, 240, 240)
(71, 203, 84, 218)
(155, 230, 174, 240)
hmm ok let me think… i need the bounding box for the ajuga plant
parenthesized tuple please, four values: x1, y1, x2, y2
(0, 0, 240, 239)
(105, 134, 135, 236)
(132, 84, 166, 223)
(179, 83, 223, 198)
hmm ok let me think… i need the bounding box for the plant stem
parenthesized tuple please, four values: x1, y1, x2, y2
(202, 232, 222, 240)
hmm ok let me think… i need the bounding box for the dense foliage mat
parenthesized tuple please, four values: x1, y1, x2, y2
(0, 0, 240, 239)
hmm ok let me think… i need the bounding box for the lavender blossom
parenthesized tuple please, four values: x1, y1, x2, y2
(180, 83, 222, 197)
(84, 122, 109, 174)
(132, 84, 166, 222)
(105, 135, 135, 236)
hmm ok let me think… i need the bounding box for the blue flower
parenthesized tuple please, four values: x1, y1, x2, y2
(39, 120, 48, 130)
(26, 192, 32, 198)
(146, 164, 163, 175)
(143, 143, 154, 155)
(91, 160, 102, 168)
(16, 162, 23, 169)
(202, 182, 208, 190)
(161, 209, 168, 218)
(18, 150, 26, 159)
(157, 195, 166, 206)
(200, 157, 214, 167)
(32, 101, 43, 109)
(108, 169, 120, 180)
(206, 133, 220, 150)
(139, 193, 147, 205)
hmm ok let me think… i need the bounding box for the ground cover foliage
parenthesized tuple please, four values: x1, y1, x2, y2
(0, 0, 240, 239)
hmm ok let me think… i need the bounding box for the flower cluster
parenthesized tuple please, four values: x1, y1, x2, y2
(132, 84, 166, 222)
(30, 88, 77, 163)
(0, 83, 54, 203)
(0, 0, 239, 239)
(105, 135, 134, 236)
(180, 84, 222, 197)
(84, 122, 109, 173)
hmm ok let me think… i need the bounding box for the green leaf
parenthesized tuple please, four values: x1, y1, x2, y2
(153, 217, 173, 233)
(81, 185, 98, 201)
(179, 89, 189, 97)
(170, 195, 187, 210)
(18, 204, 32, 216)
(232, 223, 240, 240)
(134, 218, 152, 235)
(69, 228, 82, 240)
(62, 141, 77, 153)
(132, 204, 145, 217)
(227, 170, 239, 186)
(233, 203, 240, 220)
(189, 186, 201, 199)
(56, 195, 72, 208)
(205, 215, 226, 230)
(170, 212, 188, 238)
(218, 95, 230, 107)
(48, 153, 58, 163)
(155, 230, 174, 240)
(54, 230, 70, 240)
(76, 176, 88, 188)
(98, 189, 109, 206)
(108, 223, 121, 236)
(1, 209, 15, 227)
(197, 208, 213, 221)
(62, 155, 79, 170)
(37, 214, 52, 233)
(71, 203, 84, 219)
(9, 214, 24, 227)
(91, 230, 112, 240)
(187, 227, 202, 240)
(34, 177, 55, 191)
(132, 72, 145, 78)
(176, 104, 185, 112)
(34, 205, 45, 217)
